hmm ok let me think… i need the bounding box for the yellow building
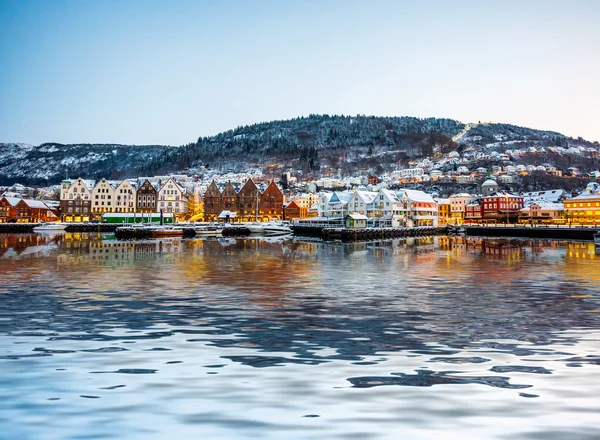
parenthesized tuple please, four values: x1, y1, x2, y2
(435, 198, 451, 225)
(564, 181, 600, 225)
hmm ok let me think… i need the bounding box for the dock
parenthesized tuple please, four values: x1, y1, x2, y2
(0, 223, 119, 233)
(464, 225, 599, 241)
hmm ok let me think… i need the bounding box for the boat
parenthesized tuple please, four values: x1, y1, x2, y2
(150, 226, 183, 238)
(33, 222, 67, 232)
(246, 222, 266, 234)
(189, 224, 222, 236)
(594, 231, 600, 247)
(262, 221, 292, 236)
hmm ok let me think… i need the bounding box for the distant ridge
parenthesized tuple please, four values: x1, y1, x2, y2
(1, 115, 597, 185)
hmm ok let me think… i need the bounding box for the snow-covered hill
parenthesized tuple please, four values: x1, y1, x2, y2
(1, 115, 598, 185)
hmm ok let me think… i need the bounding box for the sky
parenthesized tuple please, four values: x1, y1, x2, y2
(0, 0, 599, 145)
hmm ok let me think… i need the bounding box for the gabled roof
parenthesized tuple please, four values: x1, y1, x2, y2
(1, 197, 21, 206)
(19, 199, 51, 209)
(285, 200, 300, 209)
(347, 213, 368, 220)
(378, 188, 400, 202)
(397, 189, 435, 203)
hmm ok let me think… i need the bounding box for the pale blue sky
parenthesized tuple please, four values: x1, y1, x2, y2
(0, 0, 599, 145)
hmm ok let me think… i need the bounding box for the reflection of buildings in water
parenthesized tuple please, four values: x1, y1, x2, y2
(57, 237, 185, 269)
(565, 242, 597, 261)
(0, 233, 61, 259)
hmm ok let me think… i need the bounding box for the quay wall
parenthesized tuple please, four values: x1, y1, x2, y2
(464, 226, 598, 241)
(293, 226, 446, 241)
(0, 223, 119, 233)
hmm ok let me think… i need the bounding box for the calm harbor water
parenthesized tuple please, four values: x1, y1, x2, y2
(1, 232, 600, 440)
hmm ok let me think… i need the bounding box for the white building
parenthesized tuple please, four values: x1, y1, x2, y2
(157, 177, 188, 216)
(114, 179, 137, 213)
(91, 178, 116, 216)
(396, 189, 438, 227)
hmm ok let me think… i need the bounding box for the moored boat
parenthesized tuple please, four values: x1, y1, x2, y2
(150, 226, 184, 238)
(262, 221, 292, 236)
(33, 222, 68, 232)
(594, 231, 600, 247)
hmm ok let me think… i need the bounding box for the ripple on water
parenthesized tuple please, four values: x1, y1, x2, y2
(348, 370, 533, 389)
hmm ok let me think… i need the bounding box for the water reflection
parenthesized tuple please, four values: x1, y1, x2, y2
(1, 233, 600, 439)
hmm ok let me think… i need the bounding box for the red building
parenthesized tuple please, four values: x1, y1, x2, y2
(260, 181, 284, 220)
(0, 197, 19, 223)
(464, 199, 483, 223)
(203, 181, 223, 221)
(283, 200, 307, 220)
(481, 193, 524, 223)
(14, 199, 59, 223)
(202, 179, 285, 222)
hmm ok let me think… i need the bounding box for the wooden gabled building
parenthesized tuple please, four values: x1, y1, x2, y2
(237, 179, 260, 221)
(221, 182, 238, 218)
(260, 181, 284, 220)
(136, 179, 157, 213)
(203, 180, 222, 222)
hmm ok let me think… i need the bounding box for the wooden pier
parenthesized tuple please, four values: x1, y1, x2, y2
(322, 226, 446, 242)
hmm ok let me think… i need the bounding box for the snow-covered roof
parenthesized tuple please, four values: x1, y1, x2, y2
(379, 188, 400, 202)
(21, 199, 51, 209)
(218, 210, 237, 218)
(354, 190, 377, 204)
(520, 202, 564, 211)
(451, 193, 472, 198)
(522, 189, 565, 203)
(397, 189, 436, 203)
(347, 213, 368, 220)
(1, 197, 21, 206)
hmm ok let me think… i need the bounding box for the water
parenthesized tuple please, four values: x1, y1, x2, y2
(1, 233, 600, 440)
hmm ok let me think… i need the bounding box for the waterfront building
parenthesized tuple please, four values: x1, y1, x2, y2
(563, 180, 600, 225)
(283, 200, 306, 220)
(396, 189, 438, 227)
(60, 178, 94, 222)
(202, 181, 222, 221)
(14, 199, 58, 223)
(237, 179, 260, 221)
(221, 182, 238, 218)
(345, 213, 368, 229)
(317, 191, 353, 218)
(347, 190, 377, 217)
(435, 198, 451, 226)
(0, 196, 19, 223)
(290, 193, 319, 211)
(481, 193, 524, 223)
(368, 188, 403, 227)
(114, 179, 137, 213)
(260, 181, 284, 220)
(519, 202, 564, 225)
(449, 193, 472, 224)
(136, 179, 158, 213)
(465, 198, 483, 223)
(157, 177, 188, 218)
(91, 178, 116, 219)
